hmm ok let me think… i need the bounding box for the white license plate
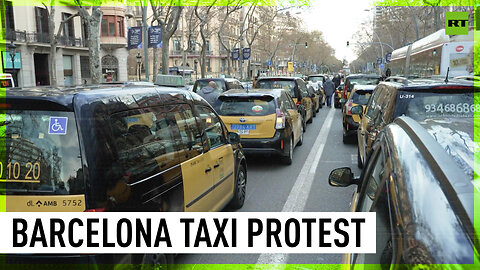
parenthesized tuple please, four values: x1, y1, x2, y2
(237, 130, 250, 135)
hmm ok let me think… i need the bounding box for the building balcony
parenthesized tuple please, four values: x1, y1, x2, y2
(5, 29, 87, 48)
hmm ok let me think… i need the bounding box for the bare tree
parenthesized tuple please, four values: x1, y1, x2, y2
(195, 0, 217, 78)
(150, 2, 182, 76)
(73, 0, 102, 84)
(43, 1, 79, 86)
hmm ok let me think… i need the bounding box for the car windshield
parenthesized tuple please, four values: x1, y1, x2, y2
(255, 80, 296, 97)
(349, 77, 380, 86)
(394, 89, 474, 121)
(351, 90, 372, 105)
(215, 96, 276, 116)
(0, 110, 84, 195)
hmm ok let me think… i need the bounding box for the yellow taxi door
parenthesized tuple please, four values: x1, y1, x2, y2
(195, 105, 235, 212)
(181, 152, 215, 212)
(284, 93, 302, 144)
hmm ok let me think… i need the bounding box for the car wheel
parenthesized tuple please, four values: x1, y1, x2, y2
(302, 116, 307, 132)
(281, 136, 294, 165)
(357, 146, 363, 169)
(342, 128, 350, 144)
(313, 108, 317, 118)
(307, 112, 313, 124)
(297, 131, 303, 146)
(229, 164, 246, 209)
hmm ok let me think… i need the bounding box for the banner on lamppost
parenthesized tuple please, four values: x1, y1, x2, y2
(242, 48, 251, 60)
(231, 48, 240, 60)
(385, 53, 392, 63)
(127, 27, 143, 50)
(148, 26, 162, 48)
(287, 61, 294, 72)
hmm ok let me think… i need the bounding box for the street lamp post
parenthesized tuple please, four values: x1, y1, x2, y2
(194, 59, 198, 80)
(136, 53, 142, 81)
(7, 41, 17, 85)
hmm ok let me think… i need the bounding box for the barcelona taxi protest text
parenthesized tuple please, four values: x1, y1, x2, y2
(0, 212, 376, 254)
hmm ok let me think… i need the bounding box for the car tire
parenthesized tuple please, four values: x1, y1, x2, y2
(297, 131, 303, 146)
(342, 128, 350, 144)
(281, 136, 294, 165)
(307, 113, 313, 124)
(357, 147, 363, 169)
(229, 164, 246, 209)
(302, 116, 307, 132)
(313, 108, 317, 118)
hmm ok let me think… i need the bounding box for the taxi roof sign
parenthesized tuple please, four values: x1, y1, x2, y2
(155, 74, 185, 87)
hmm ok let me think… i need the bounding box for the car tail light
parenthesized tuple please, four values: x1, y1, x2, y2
(275, 108, 285, 129)
(346, 100, 353, 115)
(343, 84, 347, 98)
(85, 208, 106, 212)
(296, 100, 302, 108)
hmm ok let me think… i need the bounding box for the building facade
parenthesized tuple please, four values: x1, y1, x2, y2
(0, 2, 128, 87)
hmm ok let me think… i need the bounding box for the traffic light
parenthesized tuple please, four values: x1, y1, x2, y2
(346, 41, 350, 47)
(305, 42, 308, 48)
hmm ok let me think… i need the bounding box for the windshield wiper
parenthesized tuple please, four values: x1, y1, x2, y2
(225, 113, 245, 116)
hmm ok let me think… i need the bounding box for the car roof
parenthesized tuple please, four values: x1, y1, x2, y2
(5, 85, 200, 111)
(387, 116, 475, 231)
(196, 78, 239, 82)
(379, 79, 475, 91)
(257, 76, 300, 81)
(220, 88, 283, 98)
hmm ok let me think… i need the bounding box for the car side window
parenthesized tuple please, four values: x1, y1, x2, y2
(195, 105, 227, 149)
(285, 93, 297, 109)
(353, 146, 393, 267)
(365, 86, 383, 118)
(297, 79, 309, 97)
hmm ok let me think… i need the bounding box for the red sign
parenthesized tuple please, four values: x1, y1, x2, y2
(456, 45, 464, 52)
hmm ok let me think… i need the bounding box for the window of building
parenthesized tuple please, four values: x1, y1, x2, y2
(2, 1, 15, 36)
(80, 56, 90, 79)
(101, 15, 125, 37)
(62, 13, 75, 38)
(35, 7, 49, 42)
(173, 40, 181, 52)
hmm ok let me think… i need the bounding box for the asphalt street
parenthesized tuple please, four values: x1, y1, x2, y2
(175, 105, 361, 265)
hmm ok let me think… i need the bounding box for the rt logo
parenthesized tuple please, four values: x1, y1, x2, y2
(445, 12, 469, 35)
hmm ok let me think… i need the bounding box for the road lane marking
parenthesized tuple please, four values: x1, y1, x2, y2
(351, 154, 357, 165)
(255, 106, 336, 266)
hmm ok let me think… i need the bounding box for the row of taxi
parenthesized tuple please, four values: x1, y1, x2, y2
(194, 76, 325, 165)
(330, 75, 478, 266)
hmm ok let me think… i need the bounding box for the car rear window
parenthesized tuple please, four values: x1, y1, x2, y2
(394, 89, 474, 121)
(0, 110, 84, 195)
(348, 77, 380, 86)
(351, 90, 372, 105)
(215, 96, 276, 116)
(307, 76, 324, 83)
(193, 80, 226, 93)
(255, 80, 296, 97)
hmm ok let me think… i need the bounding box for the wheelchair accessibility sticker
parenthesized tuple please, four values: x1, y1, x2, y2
(48, 117, 68, 135)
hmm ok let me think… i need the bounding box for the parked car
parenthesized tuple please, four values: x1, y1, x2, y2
(329, 116, 477, 266)
(343, 74, 381, 99)
(355, 80, 475, 168)
(341, 85, 375, 143)
(192, 78, 244, 93)
(214, 89, 303, 165)
(334, 83, 343, 108)
(254, 77, 314, 129)
(3, 84, 247, 265)
(306, 85, 320, 116)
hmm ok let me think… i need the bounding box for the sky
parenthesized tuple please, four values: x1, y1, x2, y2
(297, 0, 374, 63)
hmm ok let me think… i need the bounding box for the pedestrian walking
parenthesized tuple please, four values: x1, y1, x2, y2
(323, 77, 335, 107)
(197, 81, 220, 106)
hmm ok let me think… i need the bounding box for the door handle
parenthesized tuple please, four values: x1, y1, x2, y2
(213, 164, 220, 169)
(205, 167, 212, 173)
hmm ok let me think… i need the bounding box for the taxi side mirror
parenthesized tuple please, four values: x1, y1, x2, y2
(351, 105, 363, 116)
(328, 167, 358, 187)
(228, 132, 241, 144)
(340, 98, 346, 104)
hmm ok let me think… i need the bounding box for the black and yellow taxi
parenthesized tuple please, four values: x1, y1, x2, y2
(341, 85, 375, 143)
(214, 89, 304, 165)
(306, 84, 320, 116)
(254, 77, 314, 129)
(334, 83, 343, 108)
(328, 116, 478, 267)
(343, 74, 381, 99)
(355, 79, 475, 168)
(1, 84, 247, 265)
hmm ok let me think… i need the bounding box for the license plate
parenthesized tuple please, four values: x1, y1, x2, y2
(231, 124, 256, 130)
(237, 130, 249, 135)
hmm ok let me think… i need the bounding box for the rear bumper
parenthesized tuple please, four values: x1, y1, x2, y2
(240, 131, 287, 156)
(343, 115, 359, 136)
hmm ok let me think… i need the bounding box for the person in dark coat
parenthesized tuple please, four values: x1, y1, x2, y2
(198, 81, 219, 106)
(332, 74, 341, 88)
(323, 78, 335, 107)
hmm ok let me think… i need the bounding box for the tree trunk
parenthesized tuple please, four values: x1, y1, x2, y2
(200, 45, 206, 78)
(47, 6, 57, 87)
(84, 7, 102, 84)
(161, 33, 170, 75)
